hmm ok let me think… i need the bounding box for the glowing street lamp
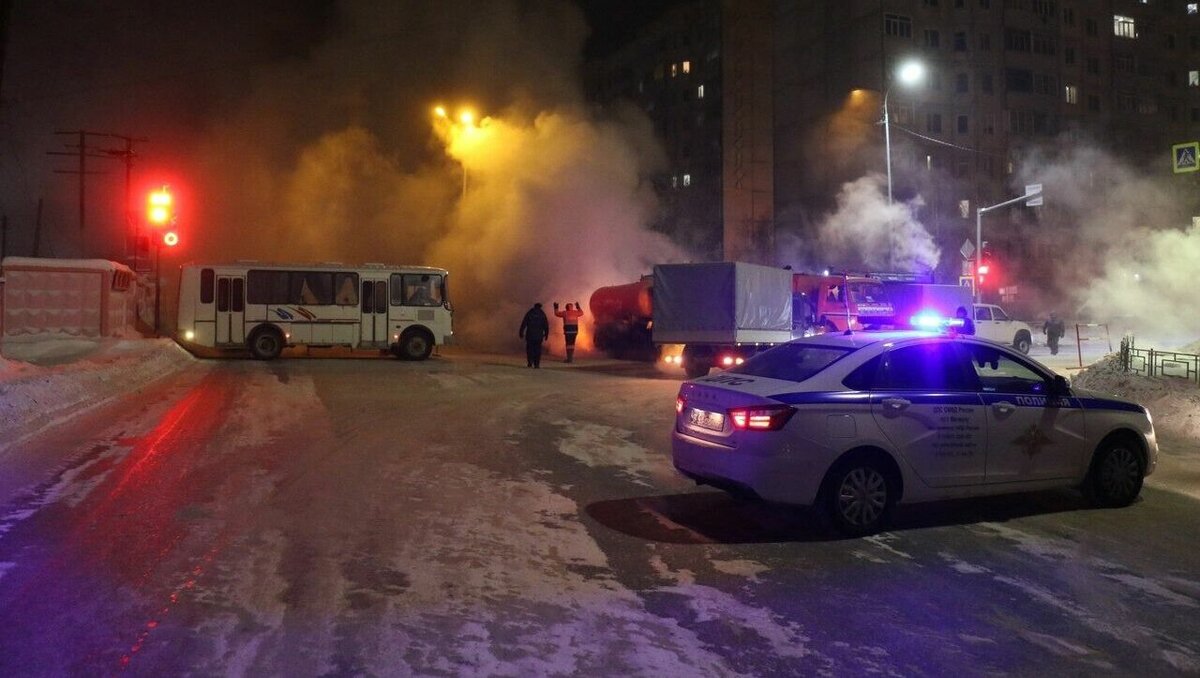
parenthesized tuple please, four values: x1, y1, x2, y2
(883, 59, 925, 205)
(432, 103, 480, 201)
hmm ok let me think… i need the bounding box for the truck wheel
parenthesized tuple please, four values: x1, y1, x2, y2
(683, 359, 710, 379)
(248, 327, 284, 360)
(1013, 331, 1032, 354)
(393, 329, 434, 361)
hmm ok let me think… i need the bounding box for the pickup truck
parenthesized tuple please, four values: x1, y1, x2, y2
(974, 303, 1034, 353)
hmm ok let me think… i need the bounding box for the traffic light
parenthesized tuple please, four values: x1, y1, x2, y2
(976, 242, 995, 289)
(147, 186, 174, 226)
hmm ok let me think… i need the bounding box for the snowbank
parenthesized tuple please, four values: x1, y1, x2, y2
(0, 338, 196, 453)
(1073, 354, 1200, 442)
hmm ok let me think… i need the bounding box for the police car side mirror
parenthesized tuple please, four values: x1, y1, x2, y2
(1049, 375, 1071, 396)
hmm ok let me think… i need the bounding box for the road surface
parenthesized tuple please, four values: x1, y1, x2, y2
(0, 352, 1197, 676)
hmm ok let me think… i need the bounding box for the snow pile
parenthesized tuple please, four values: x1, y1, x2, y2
(1073, 354, 1200, 442)
(0, 338, 196, 453)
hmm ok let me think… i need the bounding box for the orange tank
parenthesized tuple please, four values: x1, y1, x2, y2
(588, 277, 653, 325)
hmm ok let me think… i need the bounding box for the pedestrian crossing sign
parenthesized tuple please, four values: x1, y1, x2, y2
(1173, 142, 1199, 173)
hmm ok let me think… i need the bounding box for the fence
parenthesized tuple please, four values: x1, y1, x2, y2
(1119, 336, 1200, 387)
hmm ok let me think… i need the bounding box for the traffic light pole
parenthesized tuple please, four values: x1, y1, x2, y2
(154, 241, 162, 336)
(974, 189, 1042, 303)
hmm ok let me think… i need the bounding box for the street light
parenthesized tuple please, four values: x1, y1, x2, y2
(883, 59, 925, 205)
(432, 103, 478, 201)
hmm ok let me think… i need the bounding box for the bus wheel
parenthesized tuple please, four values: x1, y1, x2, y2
(395, 329, 434, 361)
(248, 327, 284, 360)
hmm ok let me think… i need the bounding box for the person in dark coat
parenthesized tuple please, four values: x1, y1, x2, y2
(519, 303, 550, 368)
(955, 306, 976, 335)
(1043, 312, 1065, 355)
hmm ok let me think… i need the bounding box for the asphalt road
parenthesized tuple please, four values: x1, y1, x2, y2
(0, 352, 1197, 676)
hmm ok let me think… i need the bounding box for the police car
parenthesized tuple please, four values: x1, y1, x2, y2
(672, 330, 1156, 536)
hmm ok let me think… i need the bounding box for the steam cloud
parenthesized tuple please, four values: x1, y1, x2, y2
(781, 174, 941, 273)
(1015, 145, 1199, 346)
(1, 2, 689, 350)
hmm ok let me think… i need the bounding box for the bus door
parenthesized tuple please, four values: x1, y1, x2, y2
(360, 278, 389, 346)
(216, 275, 245, 345)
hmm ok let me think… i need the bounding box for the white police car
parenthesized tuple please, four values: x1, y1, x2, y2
(672, 330, 1156, 536)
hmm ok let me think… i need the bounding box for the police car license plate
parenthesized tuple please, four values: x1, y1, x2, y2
(688, 407, 725, 431)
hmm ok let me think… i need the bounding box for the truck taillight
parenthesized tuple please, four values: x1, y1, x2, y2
(729, 405, 795, 431)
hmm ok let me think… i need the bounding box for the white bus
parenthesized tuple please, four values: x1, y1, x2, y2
(176, 262, 453, 360)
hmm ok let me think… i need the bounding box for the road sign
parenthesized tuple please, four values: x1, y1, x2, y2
(1173, 142, 1199, 173)
(960, 239, 976, 260)
(959, 276, 975, 293)
(1024, 183, 1043, 207)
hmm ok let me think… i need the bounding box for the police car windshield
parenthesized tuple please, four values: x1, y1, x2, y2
(730, 344, 853, 383)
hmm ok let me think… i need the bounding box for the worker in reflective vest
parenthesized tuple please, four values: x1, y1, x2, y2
(553, 301, 584, 363)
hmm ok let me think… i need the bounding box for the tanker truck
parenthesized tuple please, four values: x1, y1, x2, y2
(589, 263, 794, 378)
(588, 275, 656, 360)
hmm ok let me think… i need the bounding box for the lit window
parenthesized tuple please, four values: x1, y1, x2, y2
(698, 84, 705, 98)
(682, 174, 692, 187)
(682, 60, 691, 74)
(1064, 84, 1078, 104)
(671, 63, 678, 77)
(1114, 15, 1137, 39)
(1190, 71, 1200, 86)
(672, 175, 678, 188)
(1190, 3, 1199, 14)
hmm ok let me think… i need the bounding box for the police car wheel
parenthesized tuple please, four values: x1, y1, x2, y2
(824, 458, 893, 536)
(1085, 439, 1144, 508)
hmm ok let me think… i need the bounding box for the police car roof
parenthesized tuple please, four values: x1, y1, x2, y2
(796, 330, 943, 349)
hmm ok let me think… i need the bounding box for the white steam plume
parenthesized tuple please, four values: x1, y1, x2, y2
(809, 174, 940, 273)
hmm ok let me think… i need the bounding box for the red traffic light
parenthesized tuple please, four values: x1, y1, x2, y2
(147, 186, 174, 226)
(163, 231, 179, 247)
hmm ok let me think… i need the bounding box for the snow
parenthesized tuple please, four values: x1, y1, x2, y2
(1, 256, 134, 273)
(1, 336, 1199, 501)
(0, 337, 196, 454)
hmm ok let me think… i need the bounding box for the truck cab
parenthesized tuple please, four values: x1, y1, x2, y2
(792, 274, 894, 333)
(973, 303, 1033, 353)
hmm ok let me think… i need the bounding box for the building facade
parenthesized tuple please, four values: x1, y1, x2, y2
(589, 1, 1200, 308)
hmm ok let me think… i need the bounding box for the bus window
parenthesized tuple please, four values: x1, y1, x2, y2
(392, 273, 444, 307)
(292, 272, 332, 305)
(200, 268, 215, 304)
(334, 273, 358, 306)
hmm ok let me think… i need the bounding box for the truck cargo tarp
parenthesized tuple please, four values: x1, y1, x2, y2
(652, 262, 792, 344)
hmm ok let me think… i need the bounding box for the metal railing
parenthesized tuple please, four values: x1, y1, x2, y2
(1119, 336, 1200, 386)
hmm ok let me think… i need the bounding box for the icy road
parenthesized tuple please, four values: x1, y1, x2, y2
(1, 353, 1198, 676)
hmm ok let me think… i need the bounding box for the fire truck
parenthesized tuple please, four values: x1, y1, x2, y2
(791, 273, 895, 334)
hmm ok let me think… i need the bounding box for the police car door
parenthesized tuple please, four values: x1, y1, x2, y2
(961, 341, 1086, 483)
(870, 340, 986, 487)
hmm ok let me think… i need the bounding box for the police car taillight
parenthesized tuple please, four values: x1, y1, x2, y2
(729, 405, 796, 431)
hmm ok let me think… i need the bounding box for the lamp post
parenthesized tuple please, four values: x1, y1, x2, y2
(883, 60, 925, 205)
(433, 105, 476, 201)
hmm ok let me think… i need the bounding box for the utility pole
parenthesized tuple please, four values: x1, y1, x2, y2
(32, 197, 42, 256)
(0, 0, 13, 102)
(47, 130, 147, 257)
(48, 130, 108, 232)
(100, 135, 148, 266)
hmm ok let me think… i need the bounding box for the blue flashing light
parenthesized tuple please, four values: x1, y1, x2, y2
(910, 313, 945, 329)
(909, 313, 966, 331)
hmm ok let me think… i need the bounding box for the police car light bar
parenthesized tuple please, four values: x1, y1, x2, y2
(910, 313, 966, 330)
